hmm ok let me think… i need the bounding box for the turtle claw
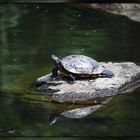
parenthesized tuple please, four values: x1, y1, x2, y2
(50, 75, 59, 81)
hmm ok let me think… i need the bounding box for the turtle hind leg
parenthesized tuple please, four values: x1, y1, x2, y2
(101, 69, 114, 78)
(66, 74, 75, 84)
(50, 68, 58, 80)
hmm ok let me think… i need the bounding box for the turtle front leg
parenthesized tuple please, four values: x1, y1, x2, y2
(67, 74, 75, 84)
(50, 68, 58, 80)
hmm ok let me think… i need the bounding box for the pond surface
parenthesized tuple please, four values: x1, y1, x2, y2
(0, 4, 140, 137)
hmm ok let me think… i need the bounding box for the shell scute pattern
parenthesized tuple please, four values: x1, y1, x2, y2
(62, 55, 101, 74)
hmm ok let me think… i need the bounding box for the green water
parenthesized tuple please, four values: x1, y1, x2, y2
(0, 4, 140, 137)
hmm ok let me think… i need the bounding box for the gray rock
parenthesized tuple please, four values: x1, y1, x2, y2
(78, 4, 140, 22)
(36, 62, 140, 103)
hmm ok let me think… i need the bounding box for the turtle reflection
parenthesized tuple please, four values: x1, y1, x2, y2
(49, 97, 112, 125)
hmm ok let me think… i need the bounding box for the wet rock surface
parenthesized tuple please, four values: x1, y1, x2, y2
(36, 62, 140, 103)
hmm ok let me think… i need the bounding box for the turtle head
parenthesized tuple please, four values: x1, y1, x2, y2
(101, 69, 114, 78)
(51, 55, 63, 68)
(49, 112, 60, 126)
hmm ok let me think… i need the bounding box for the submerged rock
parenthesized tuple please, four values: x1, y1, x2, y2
(36, 62, 140, 103)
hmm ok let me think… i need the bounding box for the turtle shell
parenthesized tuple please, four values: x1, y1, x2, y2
(61, 55, 103, 74)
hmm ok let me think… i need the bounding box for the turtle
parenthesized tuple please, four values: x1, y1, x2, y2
(50, 54, 114, 83)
